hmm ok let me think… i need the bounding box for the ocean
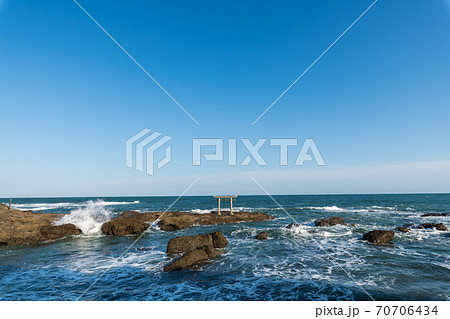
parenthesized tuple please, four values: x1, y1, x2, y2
(0, 194, 449, 301)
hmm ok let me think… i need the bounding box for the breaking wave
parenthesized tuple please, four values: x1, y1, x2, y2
(53, 200, 114, 235)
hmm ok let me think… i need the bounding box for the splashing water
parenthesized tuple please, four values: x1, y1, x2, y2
(53, 200, 113, 235)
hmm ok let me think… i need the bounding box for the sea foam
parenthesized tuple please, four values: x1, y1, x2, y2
(53, 200, 113, 235)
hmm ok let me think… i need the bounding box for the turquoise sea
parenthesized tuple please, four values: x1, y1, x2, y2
(0, 194, 449, 301)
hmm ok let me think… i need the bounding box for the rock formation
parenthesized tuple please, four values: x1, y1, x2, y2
(422, 223, 447, 231)
(314, 217, 345, 227)
(164, 231, 228, 271)
(0, 204, 81, 246)
(102, 210, 274, 236)
(362, 230, 395, 244)
(167, 231, 228, 253)
(256, 231, 269, 240)
(395, 226, 411, 233)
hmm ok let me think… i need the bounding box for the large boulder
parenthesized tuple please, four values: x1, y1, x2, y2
(363, 230, 395, 244)
(101, 218, 149, 236)
(256, 231, 269, 240)
(164, 231, 228, 271)
(0, 205, 81, 246)
(422, 223, 447, 231)
(167, 231, 228, 253)
(314, 217, 345, 227)
(163, 245, 220, 271)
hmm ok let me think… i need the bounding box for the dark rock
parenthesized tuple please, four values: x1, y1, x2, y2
(163, 245, 218, 271)
(167, 231, 228, 254)
(403, 224, 415, 228)
(256, 231, 269, 240)
(101, 219, 149, 236)
(136, 247, 153, 252)
(211, 231, 229, 248)
(314, 217, 345, 227)
(39, 224, 81, 240)
(167, 233, 213, 253)
(163, 231, 229, 271)
(422, 223, 447, 231)
(420, 213, 450, 217)
(286, 223, 299, 229)
(347, 223, 358, 227)
(363, 230, 395, 244)
(158, 218, 195, 231)
(395, 226, 410, 233)
(101, 210, 274, 236)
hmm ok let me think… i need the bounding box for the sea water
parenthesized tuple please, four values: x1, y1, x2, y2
(0, 194, 449, 300)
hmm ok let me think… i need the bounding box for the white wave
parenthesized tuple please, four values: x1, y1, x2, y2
(232, 206, 253, 212)
(12, 200, 140, 211)
(370, 205, 396, 210)
(12, 202, 79, 211)
(95, 200, 140, 206)
(190, 208, 213, 214)
(53, 200, 113, 235)
(189, 206, 253, 214)
(306, 206, 345, 212)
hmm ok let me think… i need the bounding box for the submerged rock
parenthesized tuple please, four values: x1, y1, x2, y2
(164, 231, 228, 271)
(256, 231, 269, 240)
(422, 223, 447, 231)
(102, 210, 274, 236)
(420, 213, 450, 217)
(362, 230, 395, 244)
(314, 217, 345, 227)
(286, 222, 299, 229)
(0, 205, 81, 246)
(395, 226, 411, 233)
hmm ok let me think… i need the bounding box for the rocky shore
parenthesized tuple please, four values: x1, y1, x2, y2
(0, 203, 81, 246)
(1, 202, 448, 262)
(0, 204, 274, 246)
(101, 210, 274, 236)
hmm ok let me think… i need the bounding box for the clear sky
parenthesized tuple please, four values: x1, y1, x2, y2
(0, 0, 449, 197)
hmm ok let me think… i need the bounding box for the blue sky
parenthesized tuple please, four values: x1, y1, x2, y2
(0, 0, 449, 197)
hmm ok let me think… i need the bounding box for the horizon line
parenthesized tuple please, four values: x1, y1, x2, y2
(2, 192, 450, 199)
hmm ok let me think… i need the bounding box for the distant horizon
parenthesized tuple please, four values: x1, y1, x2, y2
(2, 192, 450, 200)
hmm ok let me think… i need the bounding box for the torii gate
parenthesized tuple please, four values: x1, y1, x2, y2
(213, 195, 237, 215)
